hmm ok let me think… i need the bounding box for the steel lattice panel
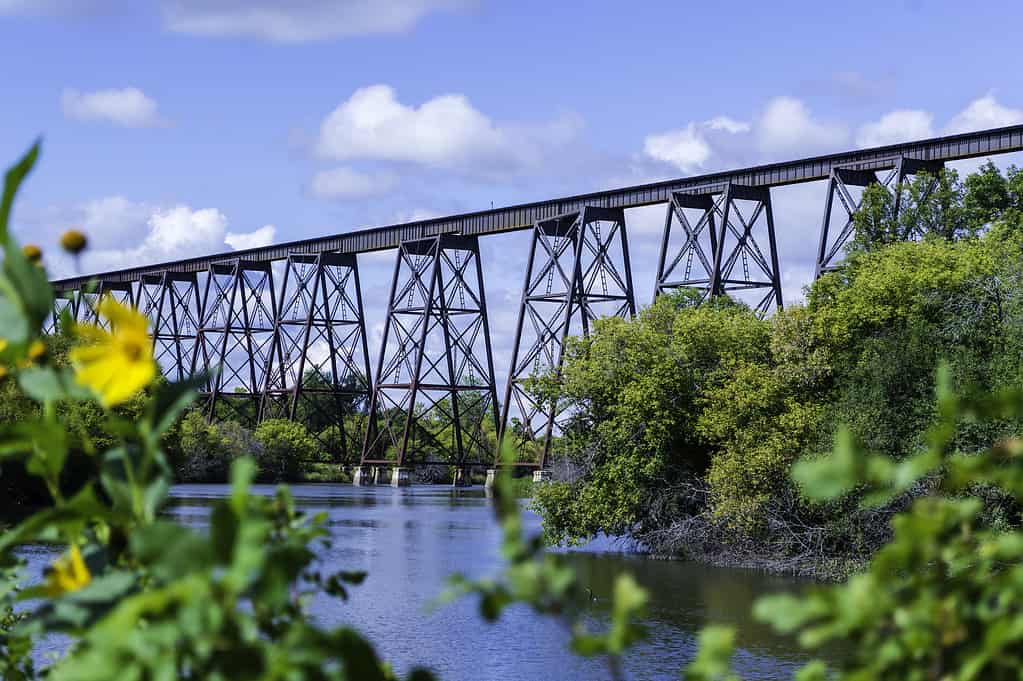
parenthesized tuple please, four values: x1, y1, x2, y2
(362, 235, 499, 470)
(260, 253, 372, 463)
(193, 260, 276, 426)
(815, 157, 945, 277)
(140, 271, 202, 383)
(499, 206, 636, 468)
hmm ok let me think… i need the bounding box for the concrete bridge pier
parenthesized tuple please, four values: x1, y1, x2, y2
(390, 467, 412, 487)
(352, 465, 372, 486)
(452, 467, 472, 487)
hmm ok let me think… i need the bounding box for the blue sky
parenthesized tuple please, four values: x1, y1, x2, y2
(3, 0, 1023, 372)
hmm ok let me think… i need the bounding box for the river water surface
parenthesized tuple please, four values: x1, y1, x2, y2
(167, 483, 818, 681)
(23, 483, 822, 680)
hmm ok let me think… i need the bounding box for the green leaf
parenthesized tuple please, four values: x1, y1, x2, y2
(0, 141, 39, 241)
(146, 374, 206, 437)
(17, 367, 65, 402)
(792, 427, 862, 501)
(0, 297, 29, 344)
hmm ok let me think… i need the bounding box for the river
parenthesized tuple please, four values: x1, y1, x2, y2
(24, 482, 823, 680)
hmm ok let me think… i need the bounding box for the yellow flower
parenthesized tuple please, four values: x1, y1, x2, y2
(27, 339, 45, 361)
(70, 296, 156, 407)
(18, 339, 47, 368)
(45, 545, 91, 597)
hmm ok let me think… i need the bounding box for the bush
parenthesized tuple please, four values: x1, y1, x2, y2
(254, 418, 318, 482)
(175, 412, 259, 482)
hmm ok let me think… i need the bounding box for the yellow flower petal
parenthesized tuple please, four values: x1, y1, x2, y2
(69, 299, 156, 406)
(45, 545, 91, 597)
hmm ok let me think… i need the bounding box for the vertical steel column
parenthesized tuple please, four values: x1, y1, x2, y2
(260, 252, 372, 463)
(815, 157, 945, 278)
(707, 183, 784, 317)
(141, 271, 203, 383)
(192, 260, 276, 426)
(499, 206, 636, 469)
(361, 234, 499, 471)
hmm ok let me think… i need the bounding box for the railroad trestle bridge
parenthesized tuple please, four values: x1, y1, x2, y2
(49, 125, 1023, 485)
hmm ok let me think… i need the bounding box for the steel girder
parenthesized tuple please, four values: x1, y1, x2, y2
(260, 252, 372, 463)
(193, 260, 277, 426)
(499, 206, 636, 469)
(361, 234, 499, 470)
(815, 157, 945, 278)
(656, 184, 783, 318)
(140, 271, 203, 383)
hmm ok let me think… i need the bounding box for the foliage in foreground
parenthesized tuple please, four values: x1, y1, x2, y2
(2, 141, 1022, 681)
(682, 368, 1023, 680)
(0, 142, 646, 680)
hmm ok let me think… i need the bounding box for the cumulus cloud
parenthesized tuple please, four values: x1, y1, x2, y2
(161, 0, 469, 42)
(643, 116, 751, 173)
(309, 166, 397, 200)
(855, 109, 934, 148)
(225, 224, 276, 251)
(643, 124, 712, 173)
(32, 197, 274, 276)
(756, 96, 849, 155)
(314, 84, 581, 175)
(944, 94, 1023, 135)
(62, 87, 166, 128)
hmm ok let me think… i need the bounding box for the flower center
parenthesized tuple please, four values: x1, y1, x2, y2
(123, 339, 143, 361)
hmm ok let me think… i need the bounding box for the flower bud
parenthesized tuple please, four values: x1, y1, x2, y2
(22, 244, 42, 263)
(60, 229, 88, 255)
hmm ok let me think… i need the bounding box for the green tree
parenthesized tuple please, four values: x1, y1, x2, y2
(254, 418, 318, 481)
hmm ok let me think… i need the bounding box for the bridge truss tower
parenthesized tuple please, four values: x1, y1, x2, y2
(45, 290, 79, 334)
(140, 271, 203, 383)
(654, 183, 783, 317)
(361, 234, 499, 479)
(499, 206, 636, 470)
(193, 260, 277, 426)
(77, 280, 136, 326)
(261, 252, 372, 463)
(815, 157, 945, 278)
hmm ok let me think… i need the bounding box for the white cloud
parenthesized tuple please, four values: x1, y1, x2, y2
(643, 124, 711, 173)
(225, 224, 276, 250)
(643, 116, 750, 173)
(62, 87, 166, 128)
(855, 109, 934, 148)
(756, 96, 848, 155)
(33, 197, 277, 275)
(315, 84, 579, 175)
(309, 166, 397, 200)
(944, 94, 1023, 135)
(161, 0, 468, 42)
(705, 116, 751, 134)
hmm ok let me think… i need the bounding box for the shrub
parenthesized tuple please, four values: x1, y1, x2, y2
(254, 418, 317, 481)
